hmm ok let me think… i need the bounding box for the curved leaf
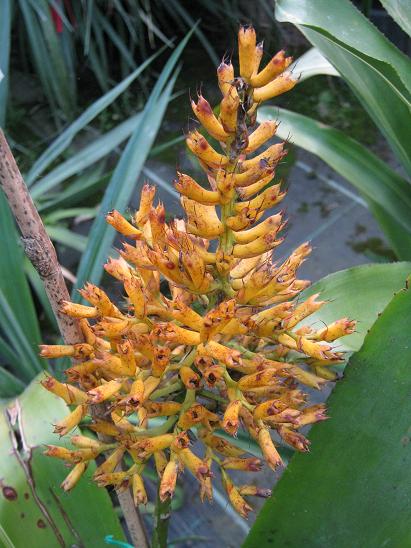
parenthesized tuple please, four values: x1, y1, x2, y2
(276, 0, 411, 177)
(245, 278, 411, 547)
(289, 47, 339, 81)
(259, 106, 411, 259)
(299, 262, 411, 351)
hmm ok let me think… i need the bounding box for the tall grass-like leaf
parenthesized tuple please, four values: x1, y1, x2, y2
(73, 30, 194, 296)
(46, 225, 88, 252)
(0, 290, 42, 381)
(26, 47, 165, 186)
(0, 192, 42, 345)
(0, 0, 11, 127)
(276, 0, 411, 177)
(0, 367, 25, 398)
(380, 0, 411, 36)
(31, 113, 141, 198)
(24, 260, 58, 330)
(259, 107, 411, 259)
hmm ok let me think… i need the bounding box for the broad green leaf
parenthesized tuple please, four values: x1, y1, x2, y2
(245, 278, 411, 547)
(299, 262, 411, 352)
(0, 377, 125, 546)
(0, 0, 11, 126)
(289, 47, 339, 81)
(73, 30, 194, 296)
(0, 367, 25, 398)
(24, 260, 58, 331)
(31, 113, 141, 199)
(259, 107, 411, 259)
(26, 47, 164, 185)
(380, 0, 411, 37)
(276, 0, 411, 177)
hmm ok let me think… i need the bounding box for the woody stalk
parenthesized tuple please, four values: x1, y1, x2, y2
(39, 26, 355, 547)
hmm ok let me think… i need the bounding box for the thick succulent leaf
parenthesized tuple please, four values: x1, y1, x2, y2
(276, 0, 411, 178)
(245, 277, 411, 547)
(73, 31, 194, 296)
(299, 262, 411, 352)
(0, 377, 125, 546)
(259, 106, 411, 260)
(380, 0, 411, 37)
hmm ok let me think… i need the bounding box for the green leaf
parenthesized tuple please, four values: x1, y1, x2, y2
(0, 0, 11, 127)
(24, 260, 58, 331)
(299, 262, 411, 352)
(26, 47, 164, 186)
(31, 113, 141, 199)
(73, 30, 194, 296)
(0, 376, 126, 546)
(259, 107, 411, 259)
(0, 367, 25, 398)
(245, 277, 411, 547)
(380, 0, 411, 37)
(289, 47, 339, 81)
(46, 225, 88, 253)
(275, 0, 411, 177)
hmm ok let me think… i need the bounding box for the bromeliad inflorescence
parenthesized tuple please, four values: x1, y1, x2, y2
(40, 26, 355, 519)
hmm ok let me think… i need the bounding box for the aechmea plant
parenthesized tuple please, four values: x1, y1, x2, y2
(40, 25, 355, 524)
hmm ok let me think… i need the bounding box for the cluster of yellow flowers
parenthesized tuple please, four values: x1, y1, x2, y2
(40, 26, 355, 518)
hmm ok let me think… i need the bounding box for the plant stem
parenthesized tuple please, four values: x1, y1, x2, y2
(151, 489, 172, 548)
(0, 130, 148, 548)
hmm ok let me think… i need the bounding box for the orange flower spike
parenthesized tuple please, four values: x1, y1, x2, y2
(250, 49, 293, 88)
(281, 294, 326, 329)
(241, 143, 285, 171)
(60, 301, 98, 318)
(235, 185, 285, 214)
(233, 213, 283, 244)
(175, 172, 220, 205)
(219, 85, 240, 134)
(132, 473, 148, 505)
(171, 300, 204, 331)
(53, 404, 87, 436)
(221, 457, 262, 472)
(61, 462, 88, 492)
(258, 428, 283, 470)
(159, 458, 179, 502)
(199, 430, 245, 457)
(153, 451, 168, 477)
(152, 346, 171, 377)
(237, 368, 280, 390)
(198, 340, 242, 368)
(87, 380, 122, 404)
(314, 318, 357, 342)
(106, 209, 142, 239)
(277, 426, 310, 452)
(253, 72, 298, 103)
(233, 230, 284, 259)
(178, 448, 211, 482)
(186, 131, 228, 168)
(39, 343, 94, 360)
(182, 196, 224, 238)
(203, 364, 225, 387)
(117, 340, 137, 376)
(221, 469, 252, 519)
(294, 404, 328, 427)
(94, 447, 125, 478)
(253, 399, 288, 421)
(217, 60, 234, 96)
(252, 41, 264, 76)
(95, 472, 130, 489)
(135, 184, 156, 228)
(153, 323, 201, 346)
(191, 95, 229, 142)
(179, 366, 200, 390)
(118, 378, 145, 408)
(44, 445, 100, 463)
(94, 317, 131, 339)
(245, 120, 279, 154)
(87, 420, 120, 438)
(131, 434, 174, 458)
(41, 376, 88, 405)
(104, 257, 132, 282)
(79, 283, 122, 318)
(124, 277, 146, 318)
(238, 485, 271, 498)
(70, 435, 109, 450)
(222, 400, 242, 436)
(238, 25, 257, 80)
